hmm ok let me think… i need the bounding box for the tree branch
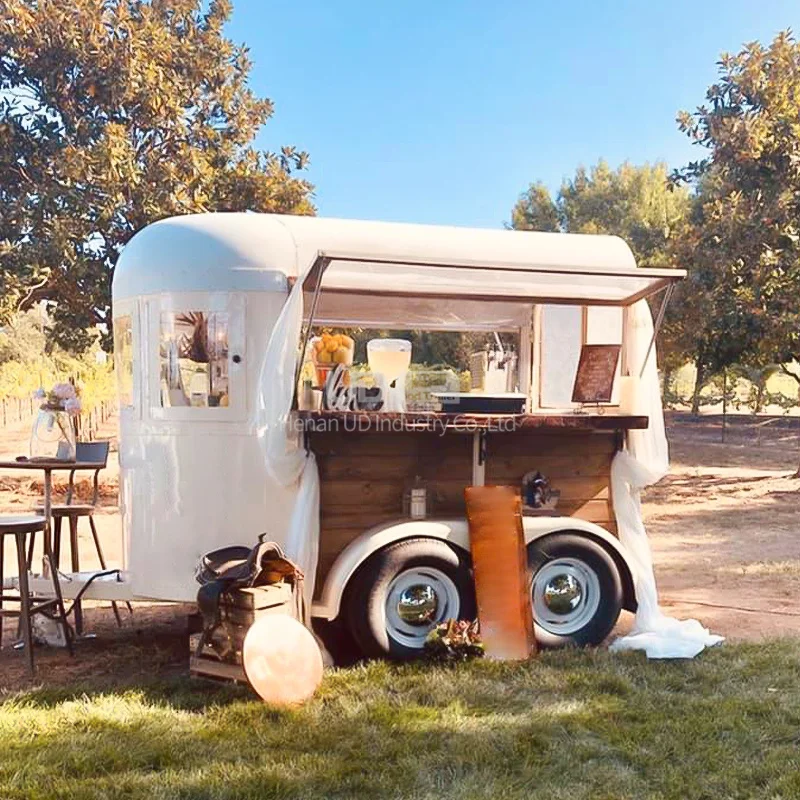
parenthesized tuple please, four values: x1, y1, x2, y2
(779, 363, 800, 385)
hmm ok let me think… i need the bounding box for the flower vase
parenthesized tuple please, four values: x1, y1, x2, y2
(30, 408, 77, 461)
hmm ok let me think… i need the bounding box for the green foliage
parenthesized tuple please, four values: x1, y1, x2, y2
(511, 160, 691, 265)
(0, 0, 313, 350)
(0, 311, 115, 414)
(512, 161, 695, 384)
(663, 202, 764, 412)
(424, 619, 484, 663)
(673, 30, 800, 382)
(510, 181, 560, 232)
(0, 308, 47, 364)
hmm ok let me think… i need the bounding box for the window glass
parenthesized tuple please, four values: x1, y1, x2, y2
(113, 315, 134, 408)
(540, 305, 582, 407)
(586, 307, 623, 404)
(160, 312, 230, 408)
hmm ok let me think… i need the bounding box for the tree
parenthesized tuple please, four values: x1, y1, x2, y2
(0, 0, 313, 350)
(674, 30, 800, 396)
(510, 182, 560, 233)
(511, 161, 696, 396)
(0, 308, 47, 364)
(511, 160, 691, 265)
(664, 193, 762, 413)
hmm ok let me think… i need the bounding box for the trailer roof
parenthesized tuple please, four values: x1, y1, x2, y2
(113, 212, 684, 305)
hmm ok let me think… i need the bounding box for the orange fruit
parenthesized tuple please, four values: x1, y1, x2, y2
(333, 346, 350, 364)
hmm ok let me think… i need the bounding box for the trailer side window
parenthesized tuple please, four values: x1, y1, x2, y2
(113, 315, 135, 409)
(160, 312, 230, 408)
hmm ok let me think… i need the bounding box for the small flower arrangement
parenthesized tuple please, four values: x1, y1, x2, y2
(424, 619, 485, 663)
(33, 382, 82, 415)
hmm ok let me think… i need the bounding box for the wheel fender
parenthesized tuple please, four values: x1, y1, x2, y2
(312, 516, 638, 620)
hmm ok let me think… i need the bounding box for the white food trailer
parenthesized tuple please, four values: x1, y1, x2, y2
(44, 212, 685, 658)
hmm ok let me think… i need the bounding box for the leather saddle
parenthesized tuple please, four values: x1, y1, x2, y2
(195, 533, 304, 658)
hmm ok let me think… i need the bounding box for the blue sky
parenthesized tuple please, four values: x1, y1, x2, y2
(227, 0, 799, 228)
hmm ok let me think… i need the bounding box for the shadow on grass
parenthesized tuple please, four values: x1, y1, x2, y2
(2, 673, 252, 712)
(3, 642, 800, 799)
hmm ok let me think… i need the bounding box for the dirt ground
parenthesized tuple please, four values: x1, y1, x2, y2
(1, 412, 799, 691)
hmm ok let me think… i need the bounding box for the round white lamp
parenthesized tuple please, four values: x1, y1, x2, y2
(242, 615, 324, 706)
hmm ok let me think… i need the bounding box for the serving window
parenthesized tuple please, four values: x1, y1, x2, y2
(147, 293, 245, 421)
(160, 312, 230, 408)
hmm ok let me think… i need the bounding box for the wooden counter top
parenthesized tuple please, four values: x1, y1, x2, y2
(294, 409, 648, 432)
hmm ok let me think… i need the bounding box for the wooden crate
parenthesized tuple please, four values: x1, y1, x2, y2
(189, 583, 296, 684)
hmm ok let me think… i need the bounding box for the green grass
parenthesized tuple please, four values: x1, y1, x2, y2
(3, 641, 800, 799)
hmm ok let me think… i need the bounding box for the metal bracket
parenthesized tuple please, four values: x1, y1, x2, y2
(478, 430, 487, 465)
(639, 283, 675, 379)
(293, 255, 331, 401)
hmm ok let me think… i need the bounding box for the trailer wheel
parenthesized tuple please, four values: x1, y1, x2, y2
(528, 533, 623, 648)
(344, 538, 476, 660)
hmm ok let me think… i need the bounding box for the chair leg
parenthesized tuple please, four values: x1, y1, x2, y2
(15, 532, 34, 676)
(88, 516, 123, 627)
(46, 547, 74, 657)
(67, 515, 83, 636)
(52, 516, 63, 572)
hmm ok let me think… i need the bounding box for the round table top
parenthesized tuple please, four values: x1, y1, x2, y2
(0, 458, 105, 471)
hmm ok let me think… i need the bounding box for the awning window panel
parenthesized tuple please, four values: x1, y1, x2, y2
(303, 253, 683, 308)
(308, 292, 532, 331)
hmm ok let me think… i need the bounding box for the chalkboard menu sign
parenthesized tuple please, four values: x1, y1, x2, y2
(571, 344, 621, 404)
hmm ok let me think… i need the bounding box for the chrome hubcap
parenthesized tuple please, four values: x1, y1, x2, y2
(532, 557, 601, 636)
(385, 567, 460, 649)
(396, 584, 438, 625)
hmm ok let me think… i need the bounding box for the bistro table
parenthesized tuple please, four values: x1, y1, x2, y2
(0, 458, 106, 636)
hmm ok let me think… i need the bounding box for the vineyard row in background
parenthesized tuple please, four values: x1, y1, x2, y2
(0, 357, 117, 441)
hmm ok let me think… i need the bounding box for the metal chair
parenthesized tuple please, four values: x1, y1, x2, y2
(0, 514, 74, 675)
(32, 441, 127, 628)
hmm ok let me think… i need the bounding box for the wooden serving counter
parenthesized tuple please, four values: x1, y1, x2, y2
(295, 410, 647, 593)
(294, 410, 649, 433)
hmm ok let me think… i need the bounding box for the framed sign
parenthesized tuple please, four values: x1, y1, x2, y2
(571, 344, 621, 404)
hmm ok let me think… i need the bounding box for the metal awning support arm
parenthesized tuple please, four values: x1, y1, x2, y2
(293, 254, 330, 394)
(639, 283, 675, 379)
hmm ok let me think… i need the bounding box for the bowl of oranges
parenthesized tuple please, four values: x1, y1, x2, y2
(311, 332, 355, 387)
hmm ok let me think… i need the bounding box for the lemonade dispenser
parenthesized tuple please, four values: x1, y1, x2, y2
(367, 339, 412, 413)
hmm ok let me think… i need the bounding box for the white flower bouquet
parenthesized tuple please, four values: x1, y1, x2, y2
(33, 382, 82, 415)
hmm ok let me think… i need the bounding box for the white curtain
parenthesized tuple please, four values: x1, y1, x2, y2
(256, 276, 320, 611)
(609, 301, 724, 659)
